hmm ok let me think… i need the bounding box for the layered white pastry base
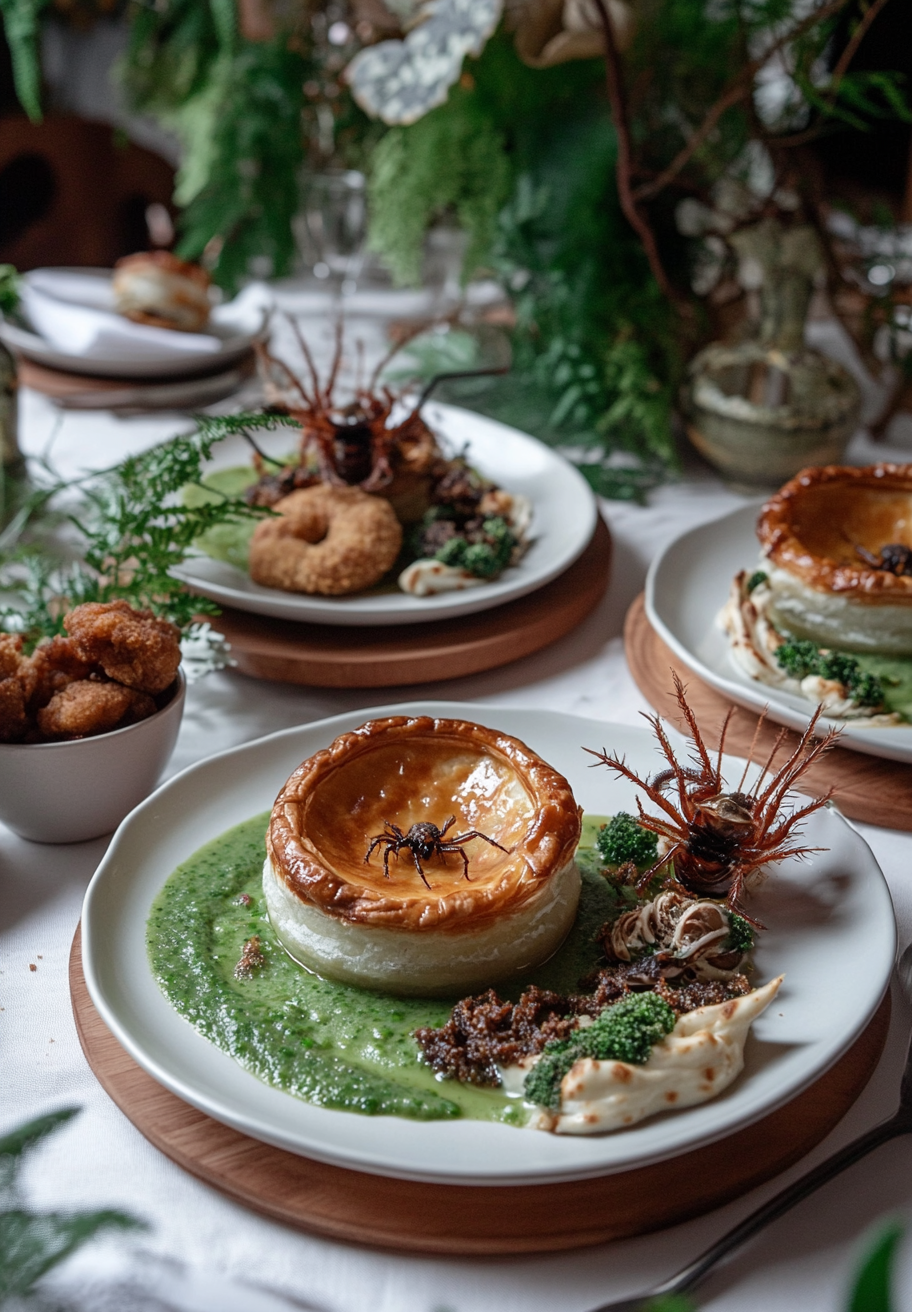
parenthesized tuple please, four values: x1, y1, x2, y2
(719, 570, 902, 725)
(263, 851, 581, 995)
(764, 562, 912, 655)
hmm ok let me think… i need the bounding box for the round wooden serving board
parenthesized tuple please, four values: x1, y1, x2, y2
(204, 516, 612, 689)
(624, 593, 912, 833)
(17, 352, 255, 412)
(71, 928, 889, 1254)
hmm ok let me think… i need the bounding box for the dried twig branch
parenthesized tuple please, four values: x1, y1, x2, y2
(773, 0, 894, 149)
(591, 0, 678, 306)
(632, 0, 853, 202)
(831, 0, 891, 84)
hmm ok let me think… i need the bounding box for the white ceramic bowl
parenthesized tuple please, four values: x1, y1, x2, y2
(0, 671, 186, 843)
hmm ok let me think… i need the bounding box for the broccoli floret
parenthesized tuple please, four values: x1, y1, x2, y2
(848, 671, 885, 707)
(464, 518, 514, 578)
(775, 639, 820, 680)
(723, 913, 754, 954)
(433, 517, 515, 579)
(816, 651, 859, 686)
(523, 993, 676, 1110)
(746, 570, 768, 593)
(436, 535, 469, 568)
(776, 642, 885, 708)
(596, 812, 659, 868)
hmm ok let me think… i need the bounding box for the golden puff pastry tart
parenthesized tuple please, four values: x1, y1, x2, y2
(264, 715, 582, 995)
(757, 463, 912, 654)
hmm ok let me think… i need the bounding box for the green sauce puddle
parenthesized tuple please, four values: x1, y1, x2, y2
(147, 811, 619, 1124)
(853, 653, 912, 721)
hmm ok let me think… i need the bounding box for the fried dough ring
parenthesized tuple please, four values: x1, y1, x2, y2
(248, 485, 402, 596)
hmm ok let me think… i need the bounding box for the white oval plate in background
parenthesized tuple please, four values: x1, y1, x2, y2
(0, 268, 259, 378)
(171, 404, 598, 626)
(646, 502, 912, 764)
(81, 700, 894, 1186)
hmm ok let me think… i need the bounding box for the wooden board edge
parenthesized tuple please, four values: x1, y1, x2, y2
(206, 518, 612, 689)
(69, 924, 891, 1255)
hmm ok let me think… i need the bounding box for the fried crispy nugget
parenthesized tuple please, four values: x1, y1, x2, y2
(64, 601, 181, 695)
(0, 634, 32, 742)
(27, 635, 96, 711)
(0, 675, 28, 742)
(36, 680, 156, 741)
(0, 633, 23, 680)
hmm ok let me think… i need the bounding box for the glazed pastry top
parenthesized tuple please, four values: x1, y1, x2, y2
(758, 463, 912, 601)
(267, 715, 582, 931)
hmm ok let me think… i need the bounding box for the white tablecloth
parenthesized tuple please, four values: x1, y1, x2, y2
(5, 309, 912, 1311)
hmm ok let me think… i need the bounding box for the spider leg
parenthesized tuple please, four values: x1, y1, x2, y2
(383, 842, 394, 880)
(736, 708, 768, 794)
(438, 843, 472, 880)
(384, 821, 405, 839)
(450, 831, 510, 853)
(854, 542, 881, 568)
(585, 747, 690, 827)
(715, 705, 735, 782)
(724, 867, 766, 929)
(439, 816, 456, 838)
(364, 835, 388, 864)
(254, 341, 313, 408)
(324, 316, 344, 407)
(635, 841, 684, 893)
(285, 313, 323, 404)
(411, 847, 431, 889)
(670, 671, 717, 783)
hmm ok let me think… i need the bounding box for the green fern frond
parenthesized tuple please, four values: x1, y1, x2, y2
(0, 0, 49, 121)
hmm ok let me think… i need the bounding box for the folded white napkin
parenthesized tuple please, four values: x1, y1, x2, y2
(20, 269, 272, 364)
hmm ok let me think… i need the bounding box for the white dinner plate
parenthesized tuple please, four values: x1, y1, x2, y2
(0, 268, 259, 379)
(646, 503, 912, 764)
(82, 700, 895, 1186)
(170, 404, 598, 626)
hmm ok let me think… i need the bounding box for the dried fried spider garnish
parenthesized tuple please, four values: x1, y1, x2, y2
(249, 317, 507, 499)
(364, 817, 509, 889)
(585, 673, 839, 922)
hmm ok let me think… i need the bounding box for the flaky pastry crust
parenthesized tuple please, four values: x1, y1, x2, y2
(114, 250, 211, 288)
(758, 463, 912, 601)
(112, 251, 211, 331)
(267, 715, 582, 932)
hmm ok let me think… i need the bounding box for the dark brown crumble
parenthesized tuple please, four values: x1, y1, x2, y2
(414, 960, 751, 1087)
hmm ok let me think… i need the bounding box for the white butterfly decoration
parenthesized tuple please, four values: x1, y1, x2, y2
(345, 0, 502, 126)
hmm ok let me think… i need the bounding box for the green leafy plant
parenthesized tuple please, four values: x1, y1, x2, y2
(0, 1107, 143, 1299)
(848, 1219, 904, 1312)
(364, 4, 911, 497)
(0, 0, 50, 121)
(368, 84, 511, 287)
(171, 40, 310, 291)
(0, 428, 267, 649)
(0, 264, 20, 317)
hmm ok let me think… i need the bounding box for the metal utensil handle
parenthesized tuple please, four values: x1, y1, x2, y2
(656, 1116, 909, 1301)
